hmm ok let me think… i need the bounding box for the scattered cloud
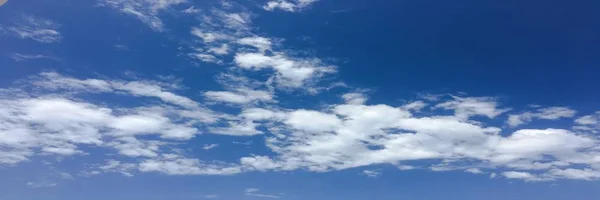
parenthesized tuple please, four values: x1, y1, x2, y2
(434, 96, 509, 119)
(573, 111, 600, 133)
(508, 107, 577, 127)
(1, 15, 61, 43)
(99, 0, 187, 31)
(263, 0, 319, 12)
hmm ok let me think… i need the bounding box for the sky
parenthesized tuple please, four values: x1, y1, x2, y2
(1, 0, 600, 199)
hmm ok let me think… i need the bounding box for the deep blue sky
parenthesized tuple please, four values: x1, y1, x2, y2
(1, 0, 600, 199)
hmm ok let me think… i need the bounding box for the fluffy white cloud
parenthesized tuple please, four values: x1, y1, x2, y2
(435, 96, 509, 119)
(574, 111, 600, 133)
(263, 0, 318, 12)
(234, 52, 335, 88)
(508, 107, 577, 127)
(342, 93, 368, 105)
(238, 36, 272, 52)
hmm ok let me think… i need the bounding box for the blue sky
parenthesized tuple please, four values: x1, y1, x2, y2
(1, 0, 600, 199)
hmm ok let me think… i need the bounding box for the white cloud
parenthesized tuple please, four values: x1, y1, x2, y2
(26, 181, 57, 188)
(508, 107, 577, 127)
(191, 28, 230, 43)
(435, 96, 509, 119)
(342, 93, 368, 105)
(202, 144, 219, 150)
(397, 165, 416, 170)
(99, 0, 187, 31)
(208, 44, 229, 55)
(238, 36, 272, 52)
(263, 0, 318, 12)
(361, 169, 381, 177)
(2, 15, 61, 43)
(205, 88, 274, 105)
(191, 53, 222, 64)
(402, 101, 427, 111)
(139, 154, 242, 175)
(0, 72, 225, 165)
(203, 194, 220, 199)
(502, 171, 547, 182)
(465, 168, 483, 174)
(234, 52, 336, 88)
(183, 6, 200, 14)
(244, 188, 280, 199)
(574, 111, 600, 133)
(11, 53, 59, 62)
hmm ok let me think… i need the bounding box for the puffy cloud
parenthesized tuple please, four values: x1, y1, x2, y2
(574, 111, 600, 133)
(2, 15, 61, 43)
(508, 107, 577, 127)
(0, 73, 223, 165)
(4, 71, 600, 182)
(342, 93, 368, 105)
(435, 96, 509, 119)
(234, 52, 335, 88)
(238, 36, 272, 52)
(263, 0, 318, 12)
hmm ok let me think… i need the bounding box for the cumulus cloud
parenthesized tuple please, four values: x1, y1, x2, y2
(0, 72, 223, 165)
(234, 52, 336, 88)
(435, 96, 509, 119)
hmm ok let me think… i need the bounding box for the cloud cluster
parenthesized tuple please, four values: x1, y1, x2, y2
(4, 0, 600, 183)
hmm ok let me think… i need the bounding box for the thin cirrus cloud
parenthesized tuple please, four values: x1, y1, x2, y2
(1, 15, 61, 43)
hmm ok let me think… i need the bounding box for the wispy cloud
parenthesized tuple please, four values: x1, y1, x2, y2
(245, 188, 280, 198)
(263, 0, 319, 12)
(11, 53, 59, 62)
(1, 15, 61, 43)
